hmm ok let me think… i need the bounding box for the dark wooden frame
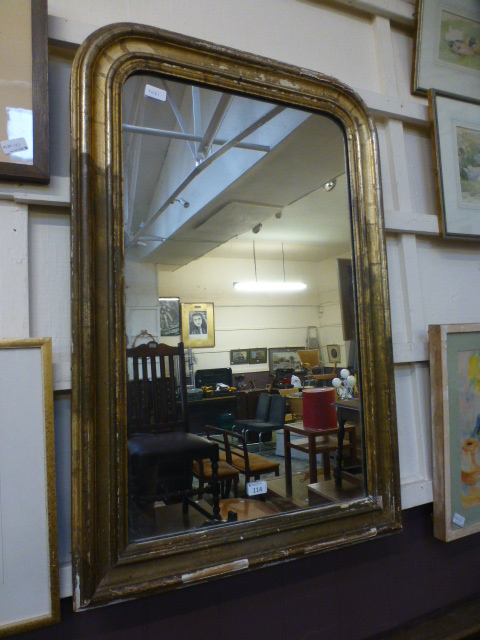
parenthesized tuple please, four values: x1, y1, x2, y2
(0, 0, 49, 183)
(248, 348, 268, 365)
(71, 24, 401, 610)
(230, 349, 249, 365)
(268, 347, 303, 374)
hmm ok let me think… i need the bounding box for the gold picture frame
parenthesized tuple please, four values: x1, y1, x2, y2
(70, 24, 400, 610)
(181, 302, 215, 348)
(0, 0, 49, 183)
(0, 338, 59, 637)
(429, 324, 480, 541)
(327, 344, 341, 363)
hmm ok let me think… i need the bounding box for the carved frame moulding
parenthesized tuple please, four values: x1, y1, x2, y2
(70, 23, 401, 609)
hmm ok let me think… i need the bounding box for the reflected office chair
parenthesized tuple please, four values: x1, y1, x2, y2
(234, 393, 286, 452)
(127, 341, 220, 521)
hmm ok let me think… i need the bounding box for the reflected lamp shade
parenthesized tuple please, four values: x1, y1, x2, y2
(302, 388, 337, 430)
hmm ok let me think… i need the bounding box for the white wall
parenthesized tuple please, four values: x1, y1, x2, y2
(125, 254, 345, 372)
(3, 0, 480, 594)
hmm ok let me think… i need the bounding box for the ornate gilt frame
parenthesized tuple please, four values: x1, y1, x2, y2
(71, 23, 401, 610)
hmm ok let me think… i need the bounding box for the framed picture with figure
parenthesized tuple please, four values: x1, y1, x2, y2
(158, 297, 180, 336)
(181, 302, 215, 348)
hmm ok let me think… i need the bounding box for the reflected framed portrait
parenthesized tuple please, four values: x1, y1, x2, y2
(0, 0, 49, 183)
(429, 91, 480, 238)
(158, 297, 180, 336)
(327, 344, 341, 363)
(181, 302, 215, 347)
(429, 323, 480, 541)
(268, 347, 303, 374)
(230, 349, 248, 365)
(249, 348, 267, 365)
(413, 0, 480, 101)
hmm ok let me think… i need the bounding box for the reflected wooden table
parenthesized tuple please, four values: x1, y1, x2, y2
(332, 398, 360, 486)
(283, 420, 358, 496)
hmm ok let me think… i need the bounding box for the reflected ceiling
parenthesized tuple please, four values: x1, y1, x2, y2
(123, 75, 349, 268)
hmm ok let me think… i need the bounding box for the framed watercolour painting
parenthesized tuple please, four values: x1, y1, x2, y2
(429, 91, 480, 238)
(268, 347, 303, 374)
(0, 338, 60, 636)
(230, 349, 248, 365)
(0, 0, 49, 183)
(429, 324, 480, 541)
(181, 302, 215, 348)
(249, 348, 268, 365)
(413, 0, 480, 101)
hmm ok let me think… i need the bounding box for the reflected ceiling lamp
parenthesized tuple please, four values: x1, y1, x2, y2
(233, 242, 306, 293)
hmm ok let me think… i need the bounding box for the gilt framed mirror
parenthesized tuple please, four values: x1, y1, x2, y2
(71, 23, 401, 610)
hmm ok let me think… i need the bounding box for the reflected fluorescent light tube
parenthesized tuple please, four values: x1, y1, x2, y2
(233, 281, 306, 292)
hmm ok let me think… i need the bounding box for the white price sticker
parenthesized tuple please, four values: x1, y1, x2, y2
(144, 84, 167, 101)
(1, 137, 28, 155)
(452, 513, 465, 527)
(246, 480, 267, 496)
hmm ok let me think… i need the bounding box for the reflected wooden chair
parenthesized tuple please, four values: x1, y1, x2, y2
(207, 426, 280, 489)
(297, 349, 336, 384)
(127, 341, 220, 521)
(193, 426, 239, 498)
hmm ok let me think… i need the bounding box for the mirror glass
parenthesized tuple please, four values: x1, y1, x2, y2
(123, 75, 365, 542)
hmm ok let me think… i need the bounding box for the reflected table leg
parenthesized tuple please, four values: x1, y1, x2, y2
(284, 428, 292, 496)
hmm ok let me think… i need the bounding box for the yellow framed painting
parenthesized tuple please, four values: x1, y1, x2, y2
(181, 302, 215, 348)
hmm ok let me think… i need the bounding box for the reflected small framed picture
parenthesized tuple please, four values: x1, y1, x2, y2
(327, 344, 341, 363)
(158, 297, 180, 336)
(249, 348, 267, 365)
(181, 302, 215, 348)
(230, 349, 248, 365)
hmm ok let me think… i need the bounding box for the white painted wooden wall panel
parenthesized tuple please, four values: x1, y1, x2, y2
(28, 210, 71, 390)
(0, 203, 29, 337)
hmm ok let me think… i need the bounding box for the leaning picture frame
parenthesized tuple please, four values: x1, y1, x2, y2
(181, 302, 215, 348)
(429, 91, 480, 238)
(413, 0, 480, 101)
(429, 324, 480, 541)
(0, 338, 60, 636)
(0, 0, 49, 183)
(327, 344, 341, 363)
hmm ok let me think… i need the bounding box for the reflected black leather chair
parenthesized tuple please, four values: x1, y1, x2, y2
(234, 393, 286, 452)
(127, 341, 220, 521)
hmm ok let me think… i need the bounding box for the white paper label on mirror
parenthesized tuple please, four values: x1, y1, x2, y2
(1, 137, 28, 155)
(144, 84, 167, 101)
(246, 481, 267, 496)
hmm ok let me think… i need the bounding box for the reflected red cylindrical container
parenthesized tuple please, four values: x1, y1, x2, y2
(302, 387, 337, 430)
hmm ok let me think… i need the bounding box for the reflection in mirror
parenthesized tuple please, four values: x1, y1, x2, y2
(122, 75, 364, 542)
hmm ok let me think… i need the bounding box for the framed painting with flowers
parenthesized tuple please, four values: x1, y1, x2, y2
(429, 323, 480, 540)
